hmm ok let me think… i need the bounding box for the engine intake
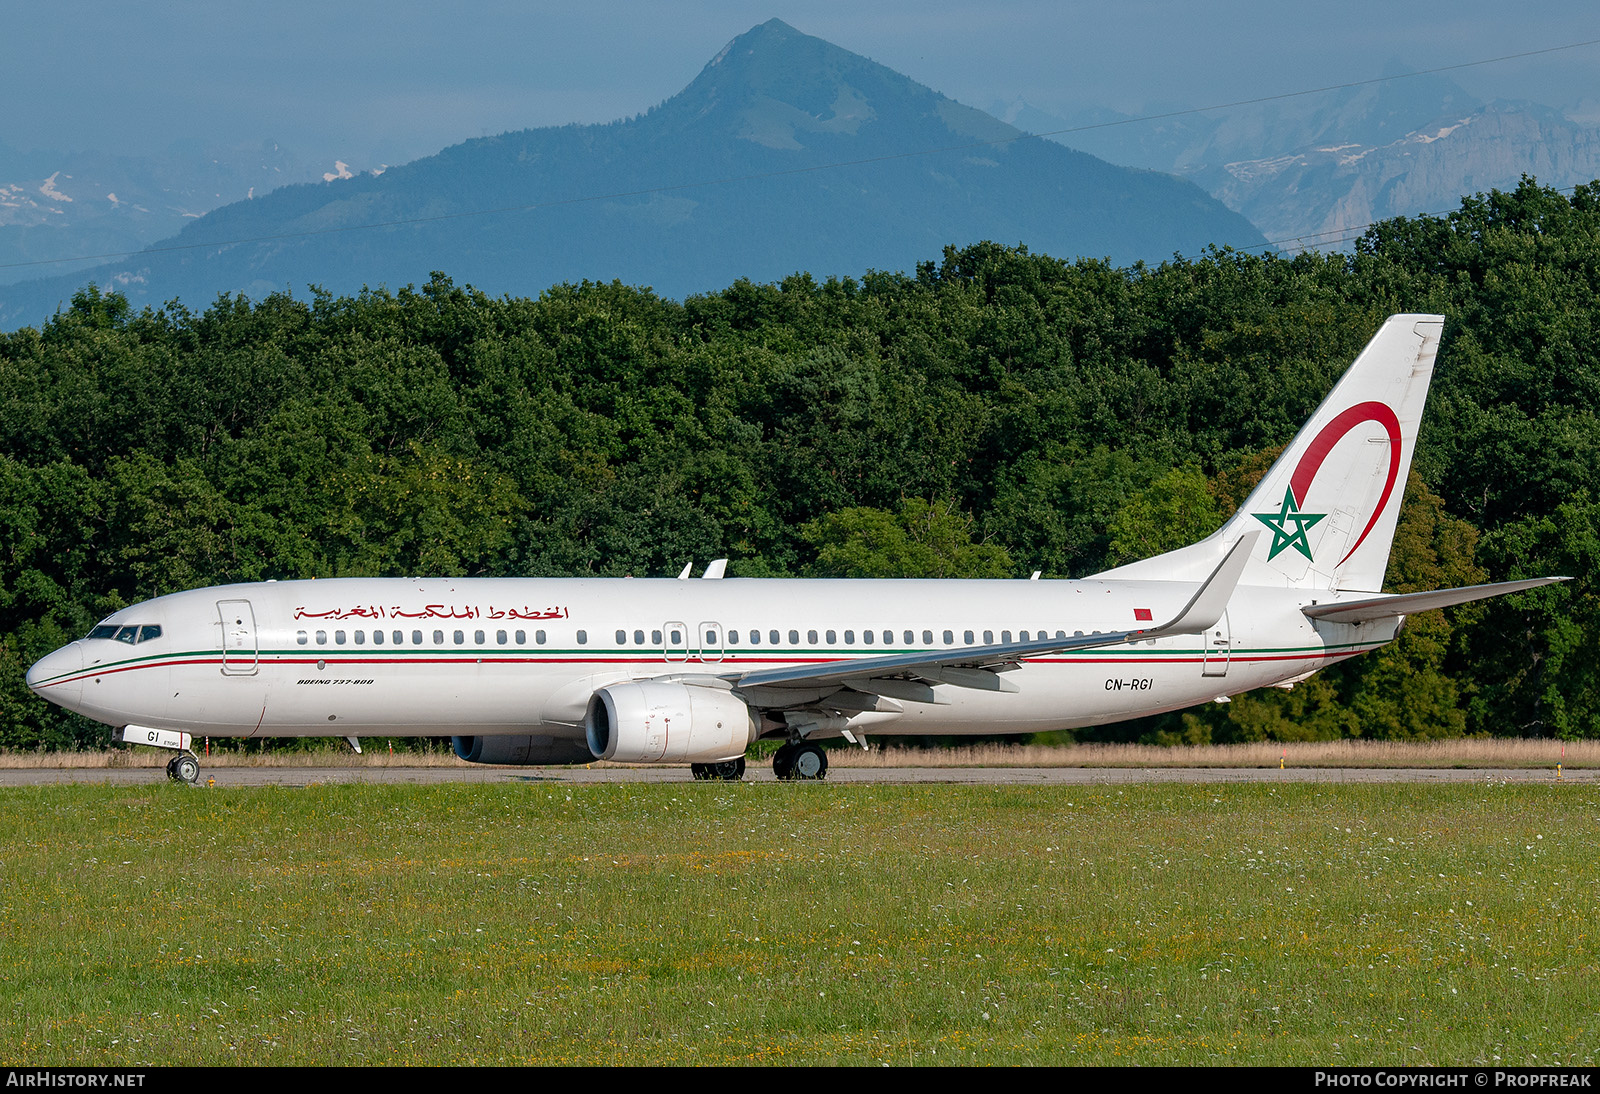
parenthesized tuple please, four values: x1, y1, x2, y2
(585, 681, 757, 763)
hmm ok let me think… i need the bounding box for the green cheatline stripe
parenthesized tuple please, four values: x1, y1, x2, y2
(37, 647, 218, 682)
(266, 640, 1380, 656)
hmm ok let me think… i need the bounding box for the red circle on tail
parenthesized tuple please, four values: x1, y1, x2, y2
(1288, 401, 1402, 567)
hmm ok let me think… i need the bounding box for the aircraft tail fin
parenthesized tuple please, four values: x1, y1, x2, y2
(1099, 314, 1444, 591)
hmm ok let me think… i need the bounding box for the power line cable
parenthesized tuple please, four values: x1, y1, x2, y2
(1025, 38, 1600, 140)
(1182, 182, 1587, 262)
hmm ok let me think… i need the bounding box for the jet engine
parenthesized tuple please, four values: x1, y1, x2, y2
(452, 734, 595, 766)
(585, 680, 757, 764)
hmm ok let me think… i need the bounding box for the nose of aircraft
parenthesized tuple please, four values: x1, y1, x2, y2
(26, 643, 84, 708)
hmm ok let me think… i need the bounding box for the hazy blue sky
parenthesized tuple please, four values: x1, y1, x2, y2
(5, 1, 1598, 166)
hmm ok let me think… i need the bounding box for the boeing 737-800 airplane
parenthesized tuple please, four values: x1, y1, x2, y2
(25, 315, 1563, 781)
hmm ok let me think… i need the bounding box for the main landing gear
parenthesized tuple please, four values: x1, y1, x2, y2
(772, 742, 827, 781)
(165, 752, 201, 784)
(690, 758, 746, 781)
(686, 744, 829, 781)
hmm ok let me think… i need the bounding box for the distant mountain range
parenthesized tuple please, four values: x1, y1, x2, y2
(10, 29, 1600, 330)
(0, 20, 1263, 329)
(0, 138, 371, 288)
(1003, 66, 1600, 247)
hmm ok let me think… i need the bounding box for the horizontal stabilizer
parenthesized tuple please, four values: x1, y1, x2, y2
(1302, 577, 1570, 623)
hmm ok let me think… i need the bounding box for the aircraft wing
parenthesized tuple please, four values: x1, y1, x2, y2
(1301, 577, 1569, 624)
(726, 533, 1256, 701)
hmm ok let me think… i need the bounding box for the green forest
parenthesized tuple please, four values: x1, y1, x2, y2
(2, 178, 1596, 750)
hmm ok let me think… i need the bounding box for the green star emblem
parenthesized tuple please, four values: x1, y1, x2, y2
(1253, 487, 1327, 562)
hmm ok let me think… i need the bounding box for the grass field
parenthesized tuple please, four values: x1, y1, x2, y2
(1, 781, 1596, 1065)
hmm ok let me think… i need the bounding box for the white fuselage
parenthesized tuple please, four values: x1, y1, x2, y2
(25, 577, 1395, 744)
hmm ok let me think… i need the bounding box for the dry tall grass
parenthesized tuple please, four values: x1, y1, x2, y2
(4, 737, 1594, 769)
(837, 737, 1600, 768)
(0, 741, 463, 769)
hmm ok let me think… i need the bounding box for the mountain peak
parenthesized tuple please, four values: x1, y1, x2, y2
(668, 20, 1013, 151)
(692, 19, 888, 98)
(711, 18, 803, 61)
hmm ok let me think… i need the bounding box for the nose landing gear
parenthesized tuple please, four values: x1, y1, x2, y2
(165, 752, 201, 784)
(120, 726, 202, 785)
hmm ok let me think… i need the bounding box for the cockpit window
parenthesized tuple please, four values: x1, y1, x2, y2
(85, 624, 162, 644)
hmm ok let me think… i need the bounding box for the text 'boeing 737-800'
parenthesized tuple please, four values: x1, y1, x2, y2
(26, 315, 1567, 782)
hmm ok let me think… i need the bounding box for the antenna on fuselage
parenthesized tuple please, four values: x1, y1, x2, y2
(702, 559, 728, 579)
(676, 562, 693, 580)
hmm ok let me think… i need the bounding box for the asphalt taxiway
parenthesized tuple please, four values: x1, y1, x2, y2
(0, 765, 1591, 787)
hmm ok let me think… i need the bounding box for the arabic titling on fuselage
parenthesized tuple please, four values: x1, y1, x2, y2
(25, 315, 1567, 782)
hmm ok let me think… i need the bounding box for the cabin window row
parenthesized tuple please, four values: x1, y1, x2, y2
(612, 628, 1077, 646)
(296, 628, 543, 646)
(292, 627, 1087, 649)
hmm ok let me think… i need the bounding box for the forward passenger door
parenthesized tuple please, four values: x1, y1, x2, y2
(218, 600, 258, 676)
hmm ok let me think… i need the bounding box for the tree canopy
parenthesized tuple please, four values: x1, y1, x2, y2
(3, 178, 1596, 747)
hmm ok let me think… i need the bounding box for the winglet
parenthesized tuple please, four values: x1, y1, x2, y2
(1147, 532, 1257, 637)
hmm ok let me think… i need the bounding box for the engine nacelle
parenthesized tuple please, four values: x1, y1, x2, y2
(585, 681, 757, 764)
(452, 734, 595, 766)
